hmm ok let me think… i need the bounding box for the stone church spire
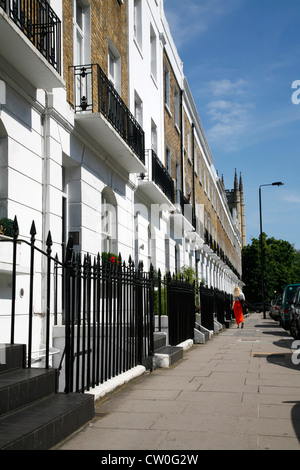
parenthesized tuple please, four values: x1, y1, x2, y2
(239, 172, 246, 247)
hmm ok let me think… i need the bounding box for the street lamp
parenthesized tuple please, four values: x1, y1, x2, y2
(259, 182, 284, 319)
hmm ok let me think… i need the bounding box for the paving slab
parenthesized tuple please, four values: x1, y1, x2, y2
(56, 313, 300, 451)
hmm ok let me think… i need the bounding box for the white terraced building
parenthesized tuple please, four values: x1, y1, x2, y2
(0, 0, 245, 351)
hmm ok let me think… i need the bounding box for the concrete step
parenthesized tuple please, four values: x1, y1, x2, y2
(0, 344, 25, 375)
(0, 368, 57, 416)
(0, 392, 94, 450)
(0, 343, 95, 450)
(153, 332, 167, 351)
(153, 345, 183, 368)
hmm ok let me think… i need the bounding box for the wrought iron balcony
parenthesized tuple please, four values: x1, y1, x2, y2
(69, 64, 145, 171)
(151, 151, 175, 203)
(0, 0, 61, 75)
(138, 150, 175, 205)
(177, 190, 196, 230)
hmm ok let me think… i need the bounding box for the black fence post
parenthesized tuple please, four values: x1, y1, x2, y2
(64, 236, 74, 394)
(149, 263, 155, 370)
(45, 231, 53, 369)
(10, 216, 19, 344)
(27, 221, 36, 368)
(157, 268, 162, 331)
(136, 261, 143, 366)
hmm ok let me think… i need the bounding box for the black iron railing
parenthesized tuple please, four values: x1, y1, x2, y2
(199, 284, 233, 330)
(151, 150, 175, 203)
(152, 150, 175, 203)
(154, 270, 196, 346)
(177, 190, 196, 229)
(2, 217, 154, 393)
(0, 0, 61, 74)
(70, 64, 145, 164)
(63, 253, 154, 393)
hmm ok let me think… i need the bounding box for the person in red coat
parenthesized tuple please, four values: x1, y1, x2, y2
(232, 286, 245, 328)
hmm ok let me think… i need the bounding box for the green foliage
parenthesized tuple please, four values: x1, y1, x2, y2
(178, 265, 197, 283)
(101, 252, 119, 265)
(242, 233, 300, 303)
(154, 286, 168, 316)
(0, 218, 16, 238)
(154, 265, 199, 316)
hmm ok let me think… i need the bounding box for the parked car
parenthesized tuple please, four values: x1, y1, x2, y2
(289, 287, 300, 339)
(269, 298, 282, 321)
(280, 283, 300, 330)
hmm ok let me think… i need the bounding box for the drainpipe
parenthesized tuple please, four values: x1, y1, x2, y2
(180, 90, 184, 195)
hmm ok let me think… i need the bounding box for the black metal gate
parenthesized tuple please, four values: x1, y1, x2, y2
(63, 252, 154, 393)
(199, 284, 215, 330)
(167, 274, 195, 346)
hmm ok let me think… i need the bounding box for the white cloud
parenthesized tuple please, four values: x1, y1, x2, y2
(205, 98, 253, 150)
(283, 194, 300, 205)
(164, 0, 241, 49)
(208, 79, 248, 97)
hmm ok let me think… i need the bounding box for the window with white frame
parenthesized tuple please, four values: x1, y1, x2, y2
(108, 39, 121, 94)
(134, 0, 142, 49)
(101, 188, 117, 254)
(134, 91, 143, 127)
(194, 147, 198, 175)
(150, 24, 157, 80)
(174, 87, 179, 128)
(198, 154, 202, 182)
(187, 131, 191, 162)
(73, 0, 91, 108)
(175, 160, 180, 191)
(151, 119, 158, 154)
(73, 0, 90, 65)
(166, 145, 171, 175)
(164, 63, 170, 109)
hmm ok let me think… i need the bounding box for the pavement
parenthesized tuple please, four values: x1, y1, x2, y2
(56, 313, 300, 451)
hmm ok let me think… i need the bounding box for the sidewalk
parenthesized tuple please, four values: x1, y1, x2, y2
(56, 313, 300, 451)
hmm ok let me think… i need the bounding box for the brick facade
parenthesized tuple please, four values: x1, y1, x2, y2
(63, 0, 128, 106)
(163, 52, 181, 185)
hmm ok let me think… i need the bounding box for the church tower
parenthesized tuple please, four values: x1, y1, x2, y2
(239, 173, 246, 247)
(234, 169, 242, 236)
(225, 170, 246, 247)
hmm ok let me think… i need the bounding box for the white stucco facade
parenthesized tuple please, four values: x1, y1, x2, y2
(0, 0, 243, 351)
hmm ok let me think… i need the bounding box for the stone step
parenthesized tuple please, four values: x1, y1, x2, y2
(153, 345, 183, 368)
(0, 343, 95, 450)
(0, 368, 57, 416)
(0, 392, 94, 450)
(153, 332, 167, 351)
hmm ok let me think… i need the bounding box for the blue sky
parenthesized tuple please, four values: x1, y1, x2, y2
(163, 0, 300, 250)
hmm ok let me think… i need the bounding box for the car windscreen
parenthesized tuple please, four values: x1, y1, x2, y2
(287, 286, 299, 300)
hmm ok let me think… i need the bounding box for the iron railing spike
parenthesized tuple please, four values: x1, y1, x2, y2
(30, 220, 36, 237)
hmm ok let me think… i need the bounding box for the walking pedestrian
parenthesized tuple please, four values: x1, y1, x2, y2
(232, 286, 245, 328)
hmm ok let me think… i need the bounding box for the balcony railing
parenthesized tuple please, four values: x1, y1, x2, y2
(151, 150, 175, 203)
(0, 0, 61, 74)
(176, 190, 196, 229)
(69, 64, 145, 165)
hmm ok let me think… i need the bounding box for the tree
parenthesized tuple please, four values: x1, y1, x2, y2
(242, 234, 299, 304)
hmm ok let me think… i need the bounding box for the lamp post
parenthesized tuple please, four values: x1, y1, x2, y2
(259, 182, 284, 319)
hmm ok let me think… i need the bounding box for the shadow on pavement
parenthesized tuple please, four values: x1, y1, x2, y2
(282, 401, 300, 442)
